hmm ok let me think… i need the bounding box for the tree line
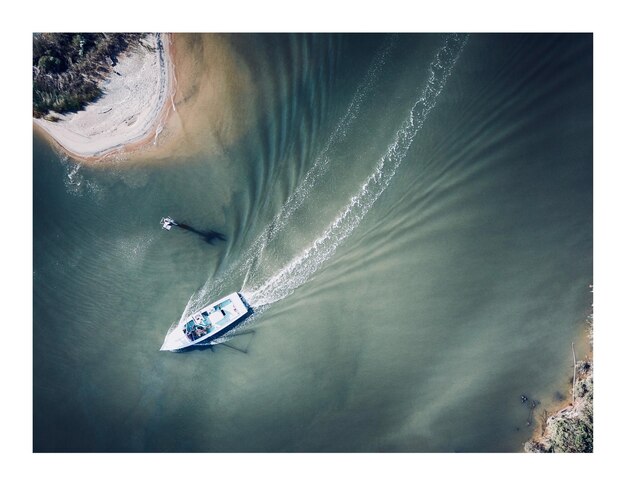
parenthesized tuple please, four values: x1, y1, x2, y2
(33, 33, 146, 118)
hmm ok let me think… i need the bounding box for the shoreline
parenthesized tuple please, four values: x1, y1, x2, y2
(33, 33, 176, 164)
(524, 311, 593, 453)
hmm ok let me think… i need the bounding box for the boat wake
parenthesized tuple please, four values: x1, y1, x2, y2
(178, 35, 398, 322)
(243, 34, 469, 309)
(178, 34, 468, 344)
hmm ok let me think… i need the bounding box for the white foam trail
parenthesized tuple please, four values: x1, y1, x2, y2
(177, 35, 397, 322)
(244, 34, 468, 309)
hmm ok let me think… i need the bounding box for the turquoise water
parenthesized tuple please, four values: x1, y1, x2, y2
(33, 33, 592, 452)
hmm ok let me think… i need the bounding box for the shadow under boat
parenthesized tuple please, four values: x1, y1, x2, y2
(160, 216, 226, 245)
(176, 223, 226, 245)
(174, 328, 256, 354)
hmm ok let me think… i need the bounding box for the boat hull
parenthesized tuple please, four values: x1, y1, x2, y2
(160, 292, 251, 351)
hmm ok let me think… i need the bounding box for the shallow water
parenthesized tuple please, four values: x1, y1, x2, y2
(33, 33, 592, 452)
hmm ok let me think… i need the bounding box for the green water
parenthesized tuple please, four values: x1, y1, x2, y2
(33, 33, 592, 452)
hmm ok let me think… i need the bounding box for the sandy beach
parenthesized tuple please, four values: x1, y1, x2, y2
(33, 33, 175, 163)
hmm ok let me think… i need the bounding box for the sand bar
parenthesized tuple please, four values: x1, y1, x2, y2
(33, 33, 175, 162)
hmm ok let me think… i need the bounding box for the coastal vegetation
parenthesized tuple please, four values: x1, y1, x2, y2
(525, 316, 593, 453)
(33, 33, 146, 118)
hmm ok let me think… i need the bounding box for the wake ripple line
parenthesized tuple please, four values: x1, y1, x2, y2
(243, 34, 469, 309)
(177, 35, 397, 322)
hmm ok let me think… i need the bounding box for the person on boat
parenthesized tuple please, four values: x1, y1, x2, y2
(184, 325, 196, 341)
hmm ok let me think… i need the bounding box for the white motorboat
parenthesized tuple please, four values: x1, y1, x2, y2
(160, 292, 251, 351)
(160, 216, 178, 231)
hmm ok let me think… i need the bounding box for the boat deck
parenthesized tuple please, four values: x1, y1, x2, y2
(161, 292, 250, 351)
(184, 296, 246, 342)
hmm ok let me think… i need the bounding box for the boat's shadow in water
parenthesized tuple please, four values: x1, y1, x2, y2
(177, 223, 226, 245)
(176, 329, 256, 354)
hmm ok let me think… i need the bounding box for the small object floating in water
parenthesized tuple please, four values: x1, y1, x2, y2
(160, 216, 178, 231)
(520, 395, 528, 403)
(160, 292, 252, 352)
